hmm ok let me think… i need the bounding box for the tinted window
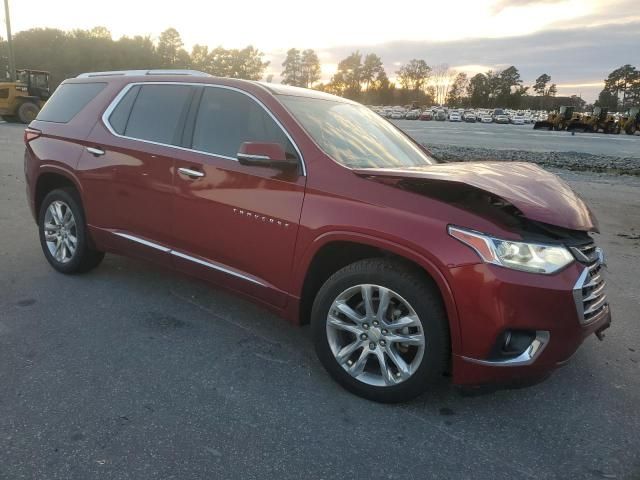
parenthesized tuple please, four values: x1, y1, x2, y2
(124, 84, 192, 145)
(36, 82, 106, 123)
(108, 85, 140, 135)
(192, 87, 297, 159)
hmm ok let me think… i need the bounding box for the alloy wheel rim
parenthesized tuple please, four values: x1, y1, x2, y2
(326, 284, 425, 387)
(44, 200, 77, 264)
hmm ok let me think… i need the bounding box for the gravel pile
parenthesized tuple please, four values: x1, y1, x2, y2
(426, 144, 640, 176)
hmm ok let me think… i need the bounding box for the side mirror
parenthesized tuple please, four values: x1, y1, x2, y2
(237, 142, 298, 169)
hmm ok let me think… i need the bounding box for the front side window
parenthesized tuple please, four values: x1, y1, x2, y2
(121, 84, 193, 145)
(279, 95, 436, 169)
(192, 87, 297, 160)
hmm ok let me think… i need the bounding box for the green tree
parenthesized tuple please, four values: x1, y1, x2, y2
(281, 48, 302, 86)
(300, 49, 321, 88)
(446, 72, 468, 107)
(396, 59, 431, 92)
(226, 46, 269, 80)
(88, 26, 112, 39)
(157, 28, 186, 67)
(533, 74, 551, 95)
(604, 64, 638, 109)
(496, 66, 522, 106)
(361, 53, 384, 91)
(467, 73, 489, 107)
(595, 89, 618, 110)
(329, 51, 363, 99)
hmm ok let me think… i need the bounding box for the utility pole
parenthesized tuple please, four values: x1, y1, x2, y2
(3, 0, 16, 82)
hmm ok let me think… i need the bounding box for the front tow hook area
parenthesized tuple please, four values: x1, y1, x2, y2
(595, 319, 611, 341)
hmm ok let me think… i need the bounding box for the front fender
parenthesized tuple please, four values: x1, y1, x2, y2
(292, 230, 462, 354)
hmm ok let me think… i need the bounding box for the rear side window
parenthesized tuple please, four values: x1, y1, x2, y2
(119, 84, 193, 145)
(36, 82, 106, 123)
(192, 87, 297, 160)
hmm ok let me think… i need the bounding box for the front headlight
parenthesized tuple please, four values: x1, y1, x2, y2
(448, 226, 574, 274)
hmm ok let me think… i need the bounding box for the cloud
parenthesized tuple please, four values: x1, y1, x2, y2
(490, 0, 566, 13)
(288, 19, 637, 102)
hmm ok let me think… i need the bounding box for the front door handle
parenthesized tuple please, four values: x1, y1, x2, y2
(178, 167, 205, 179)
(86, 147, 105, 156)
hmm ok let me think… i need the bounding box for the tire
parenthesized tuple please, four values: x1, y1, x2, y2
(38, 188, 104, 274)
(17, 102, 40, 124)
(311, 258, 450, 403)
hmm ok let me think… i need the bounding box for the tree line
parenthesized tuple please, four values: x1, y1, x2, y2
(1, 26, 637, 111)
(0, 27, 270, 86)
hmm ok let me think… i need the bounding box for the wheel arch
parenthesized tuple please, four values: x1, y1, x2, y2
(294, 232, 462, 353)
(34, 167, 84, 222)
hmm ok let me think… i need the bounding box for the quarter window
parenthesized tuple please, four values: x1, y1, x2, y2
(192, 87, 297, 160)
(36, 82, 106, 123)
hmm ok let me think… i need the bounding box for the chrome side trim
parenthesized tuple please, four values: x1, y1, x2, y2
(113, 232, 171, 252)
(100, 81, 307, 176)
(170, 250, 265, 287)
(112, 231, 265, 287)
(461, 331, 550, 367)
(237, 153, 271, 161)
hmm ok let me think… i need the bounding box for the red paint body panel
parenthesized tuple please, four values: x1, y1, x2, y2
(23, 74, 610, 389)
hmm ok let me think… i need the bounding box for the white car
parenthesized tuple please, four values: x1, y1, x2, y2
(480, 115, 493, 123)
(390, 111, 404, 120)
(511, 114, 525, 125)
(449, 112, 462, 122)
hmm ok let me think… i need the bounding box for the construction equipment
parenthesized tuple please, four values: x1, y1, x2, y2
(567, 107, 618, 134)
(533, 106, 579, 131)
(619, 107, 640, 135)
(0, 69, 50, 123)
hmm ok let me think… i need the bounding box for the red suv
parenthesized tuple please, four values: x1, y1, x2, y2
(24, 70, 611, 402)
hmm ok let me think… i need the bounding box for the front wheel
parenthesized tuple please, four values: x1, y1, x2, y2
(38, 188, 104, 274)
(311, 259, 450, 403)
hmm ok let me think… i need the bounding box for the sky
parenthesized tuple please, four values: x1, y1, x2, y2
(3, 0, 639, 101)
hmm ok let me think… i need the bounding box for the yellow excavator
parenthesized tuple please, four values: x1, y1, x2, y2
(0, 69, 51, 123)
(619, 107, 639, 135)
(533, 106, 582, 131)
(567, 107, 618, 134)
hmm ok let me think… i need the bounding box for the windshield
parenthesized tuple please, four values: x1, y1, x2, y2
(279, 95, 436, 169)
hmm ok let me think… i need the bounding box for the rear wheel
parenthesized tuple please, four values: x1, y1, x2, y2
(38, 188, 104, 274)
(17, 102, 40, 124)
(311, 259, 449, 403)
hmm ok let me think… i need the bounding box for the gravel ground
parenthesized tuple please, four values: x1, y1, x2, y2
(427, 144, 640, 175)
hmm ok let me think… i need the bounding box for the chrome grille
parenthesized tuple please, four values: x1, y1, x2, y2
(571, 242, 608, 324)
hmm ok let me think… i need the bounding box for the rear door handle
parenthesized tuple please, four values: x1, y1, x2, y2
(86, 147, 105, 156)
(178, 167, 205, 179)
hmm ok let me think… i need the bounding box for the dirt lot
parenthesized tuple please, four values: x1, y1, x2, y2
(1, 122, 639, 479)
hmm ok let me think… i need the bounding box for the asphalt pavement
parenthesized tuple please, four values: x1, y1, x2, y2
(392, 120, 640, 158)
(1, 121, 639, 479)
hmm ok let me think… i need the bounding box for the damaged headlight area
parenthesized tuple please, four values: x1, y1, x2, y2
(448, 226, 574, 274)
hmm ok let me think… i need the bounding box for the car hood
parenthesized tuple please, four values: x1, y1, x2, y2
(353, 162, 598, 232)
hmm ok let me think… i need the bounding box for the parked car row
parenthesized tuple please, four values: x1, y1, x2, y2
(369, 105, 550, 125)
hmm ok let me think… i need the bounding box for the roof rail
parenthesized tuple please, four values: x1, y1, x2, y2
(76, 69, 211, 78)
